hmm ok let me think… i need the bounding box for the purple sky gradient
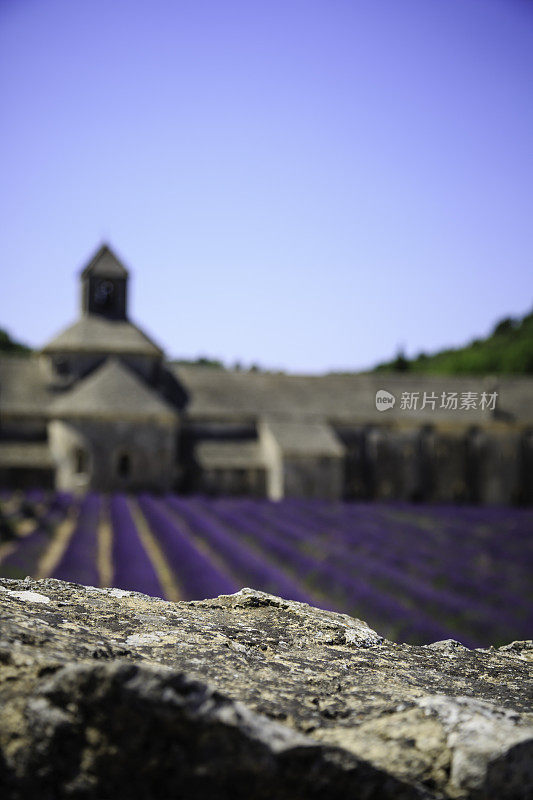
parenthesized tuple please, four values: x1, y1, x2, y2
(1, 0, 532, 372)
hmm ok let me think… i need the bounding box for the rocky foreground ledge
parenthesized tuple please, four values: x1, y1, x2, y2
(0, 578, 532, 800)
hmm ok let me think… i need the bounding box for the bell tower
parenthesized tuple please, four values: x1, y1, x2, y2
(80, 244, 129, 321)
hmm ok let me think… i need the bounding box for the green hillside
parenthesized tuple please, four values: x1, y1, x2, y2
(374, 309, 533, 375)
(0, 328, 32, 356)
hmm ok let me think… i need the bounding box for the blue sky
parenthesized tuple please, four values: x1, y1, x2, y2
(1, 0, 532, 372)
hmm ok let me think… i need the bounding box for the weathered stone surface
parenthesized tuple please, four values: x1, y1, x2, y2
(0, 577, 531, 799)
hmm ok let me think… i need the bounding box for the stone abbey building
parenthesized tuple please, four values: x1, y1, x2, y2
(0, 245, 532, 504)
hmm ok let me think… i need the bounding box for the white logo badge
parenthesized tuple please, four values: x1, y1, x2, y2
(375, 390, 396, 411)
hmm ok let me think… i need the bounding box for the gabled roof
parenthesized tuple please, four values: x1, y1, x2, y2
(41, 316, 163, 357)
(0, 442, 54, 468)
(80, 244, 129, 278)
(0, 356, 53, 414)
(48, 358, 177, 422)
(171, 366, 533, 425)
(261, 419, 345, 457)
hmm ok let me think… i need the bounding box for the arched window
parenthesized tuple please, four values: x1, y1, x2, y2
(54, 357, 71, 377)
(73, 447, 88, 475)
(117, 453, 131, 479)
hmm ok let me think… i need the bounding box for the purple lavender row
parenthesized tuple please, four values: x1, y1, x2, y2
(165, 496, 317, 606)
(238, 500, 527, 638)
(1, 492, 74, 579)
(216, 499, 510, 644)
(348, 511, 533, 606)
(23, 489, 47, 504)
(137, 494, 237, 600)
(284, 500, 483, 563)
(52, 493, 101, 587)
(284, 498, 494, 552)
(373, 514, 533, 618)
(235, 502, 460, 643)
(379, 512, 533, 569)
(270, 499, 533, 637)
(349, 503, 533, 566)
(274, 500, 533, 613)
(206, 499, 456, 643)
(0, 489, 48, 520)
(290, 503, 527, 596)
(213, 501, 532, 635)
(110, 494, 165, 599)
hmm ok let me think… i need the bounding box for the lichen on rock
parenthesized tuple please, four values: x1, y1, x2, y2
(0, 578, 531, 799)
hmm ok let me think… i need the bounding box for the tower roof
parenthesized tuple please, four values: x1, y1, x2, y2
(80, 244, 129, 279)
(41, 316, 163, 357)
(48, 357, 177, 422)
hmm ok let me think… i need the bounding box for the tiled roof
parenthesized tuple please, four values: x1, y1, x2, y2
(80, 244, 129, 278)
(171, 365, 531, 426)
(0, 356, 53, 414)
(48, 357, 177, 422)
(0, 443, 54, 468)
(41, 316, 163, 357)
(261, 419, 344, 457)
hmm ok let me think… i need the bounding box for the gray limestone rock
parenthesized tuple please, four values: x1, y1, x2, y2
(0, 577, 531, 799)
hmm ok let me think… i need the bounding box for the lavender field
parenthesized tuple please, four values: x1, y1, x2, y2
(0, 490, 531, 648)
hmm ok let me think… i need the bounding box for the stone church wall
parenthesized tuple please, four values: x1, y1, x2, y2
(282, 455, 344, 501)
(48, 419, 176, 492)
(336, 425, 530, 505)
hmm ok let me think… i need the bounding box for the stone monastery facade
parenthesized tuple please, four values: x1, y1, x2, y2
(0, 246, 531, 504)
